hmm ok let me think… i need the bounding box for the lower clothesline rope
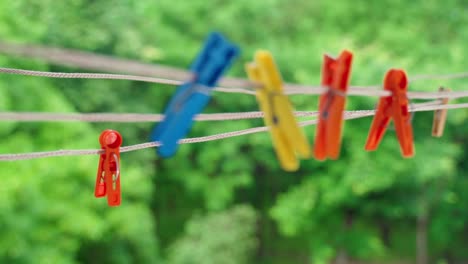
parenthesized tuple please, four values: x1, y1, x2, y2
(1, 102, 467, 161)
(0, 111, 315, 122)
(0, 100, 445, 123)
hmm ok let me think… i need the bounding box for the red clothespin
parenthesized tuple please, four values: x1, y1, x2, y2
(313, 50, 353, 160)
(95, 129, 122, 206)
(365, 69, 414, 157)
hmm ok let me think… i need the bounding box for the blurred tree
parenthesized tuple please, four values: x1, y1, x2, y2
(167, 205, 258, 264)
(0, 0, 466, 263)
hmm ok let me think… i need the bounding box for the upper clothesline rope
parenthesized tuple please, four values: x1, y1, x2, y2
(0, 41, 467, 99)
(1, 67, 468, 99)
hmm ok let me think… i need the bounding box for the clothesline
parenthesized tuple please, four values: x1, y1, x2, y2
(0, 100, 448, 123)
(1, 39, 466, 208)
(1, 41, 467, 93)
(0, 42, 467, 163)
(1, 102, 467, 161)
(2, 67, 468, 99)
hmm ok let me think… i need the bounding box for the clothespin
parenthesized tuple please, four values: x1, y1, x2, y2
(432, 87, 450, 137)
(365, 69, 414, 157)
(95, 129, 122, 206)
(313, 50, 353, 160)
(150, 32, 240, 157)
(245, 50, 310, 171)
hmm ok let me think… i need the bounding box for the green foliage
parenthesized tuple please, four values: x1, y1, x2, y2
(167, 205, 258, 264)
(0, 0, 467, 263)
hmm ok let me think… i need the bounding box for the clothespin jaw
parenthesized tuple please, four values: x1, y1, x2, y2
(314, 50, 353, 160)
(150, 32, 240, 158)
(365, 69, 414, 157)
(245, 50, 310, 171)
(432, 87, 450, 137)
(95, 129, 122, 206)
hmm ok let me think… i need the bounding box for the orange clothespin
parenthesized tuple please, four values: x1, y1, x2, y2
(313, 50, 353, 160)
(365, 69, 414, 157)
(432, 87, 450, 137)
(95, 129, 122, 206)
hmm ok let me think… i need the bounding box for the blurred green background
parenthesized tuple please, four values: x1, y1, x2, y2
(0, 0, 467, 263)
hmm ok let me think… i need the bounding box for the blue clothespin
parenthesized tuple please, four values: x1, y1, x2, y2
(150, 32, 240, 157)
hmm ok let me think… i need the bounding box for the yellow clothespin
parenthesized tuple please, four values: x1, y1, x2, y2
(245, 51, 311, 171)
(432, 87, 450, 137)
